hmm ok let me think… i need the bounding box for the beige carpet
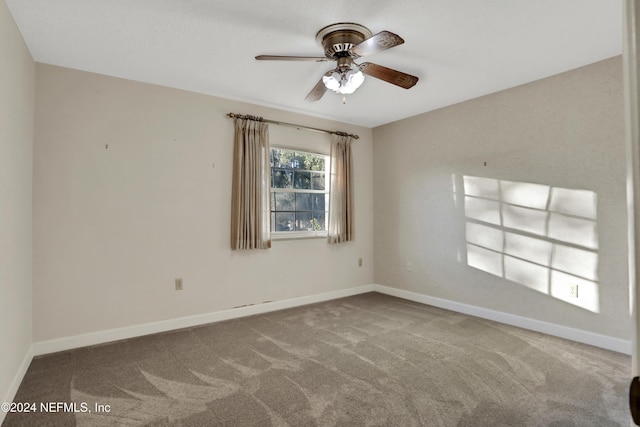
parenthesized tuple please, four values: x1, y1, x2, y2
(3, 293, 631, 426)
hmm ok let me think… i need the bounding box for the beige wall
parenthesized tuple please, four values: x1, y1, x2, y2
(0, 0, 34, 406)
(373, 57, 630, 339)
(33, 64, 374, 342)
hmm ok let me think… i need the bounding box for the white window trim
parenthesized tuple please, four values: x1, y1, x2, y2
(271, 230, 328, 240)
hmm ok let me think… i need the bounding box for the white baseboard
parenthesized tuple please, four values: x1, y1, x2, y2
(1, 344, 34, 425)
(33, 285, 376, 356)
(372, 284, 631, 355)
(32, 283, 630, 357)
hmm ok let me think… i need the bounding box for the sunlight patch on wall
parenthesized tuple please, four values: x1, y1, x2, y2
(460, 176, 599, 313)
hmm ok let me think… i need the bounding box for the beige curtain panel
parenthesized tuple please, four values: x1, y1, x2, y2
(328, 134, 354, 244)
(230, 118, 271, 250)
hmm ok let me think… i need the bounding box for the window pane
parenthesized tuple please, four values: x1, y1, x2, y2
(295, 193, 312, 211)
(293, 153, 306, 169)
(275, 212, 294, 231)
(271, 149, 283, 168)
(296, 212, 313, 231)
(309, 156, 325, 171)
(312, 172, 325, 190)
(270, 213, 275, 232)
(273, 169, 292, 188)
(293, 171, 311, 189)
(275, 192, 294, 211)
(312, 212, 325, 230)
(271, 148, 293, 168)
(293, 212, 326, 231)
(312, 194, 325, 211)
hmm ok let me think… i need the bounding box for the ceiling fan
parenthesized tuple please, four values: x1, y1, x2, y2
(255, 23, 419, 101)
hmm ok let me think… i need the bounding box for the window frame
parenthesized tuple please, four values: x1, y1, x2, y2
(270, 146, 330, 240)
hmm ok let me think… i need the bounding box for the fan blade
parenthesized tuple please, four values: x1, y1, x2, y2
(305, 76, 328, 101)
(255, 55, 327, 62)
(351, 31, 404, 57)
(360, 62, 418, 89)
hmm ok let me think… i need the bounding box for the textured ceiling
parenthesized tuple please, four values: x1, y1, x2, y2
(6, 0, 622, 128)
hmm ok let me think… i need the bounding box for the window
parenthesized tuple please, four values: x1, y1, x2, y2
(270, 147, 329, 238)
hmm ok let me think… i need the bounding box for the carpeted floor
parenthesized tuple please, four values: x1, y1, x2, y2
(3, 292, 631, 426)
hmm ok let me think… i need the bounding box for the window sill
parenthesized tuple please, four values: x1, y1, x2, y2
(271, 231, 328, 241)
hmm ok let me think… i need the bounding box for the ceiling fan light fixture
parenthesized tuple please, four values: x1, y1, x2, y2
(322, 68, 365, 95)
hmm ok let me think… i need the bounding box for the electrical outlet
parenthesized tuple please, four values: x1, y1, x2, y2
(406, 261, 413, 272)
(569, 284, 578, 298)
(175, 278, 183, 291)
(358, 258, 363, 267)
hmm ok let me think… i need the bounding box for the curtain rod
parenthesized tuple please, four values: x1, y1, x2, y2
(226, 113, 359, 140)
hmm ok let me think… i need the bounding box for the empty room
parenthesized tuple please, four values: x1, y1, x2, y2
(2, 0, 637, 425)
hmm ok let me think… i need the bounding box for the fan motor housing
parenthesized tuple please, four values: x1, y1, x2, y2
(316, 23, 372, 59)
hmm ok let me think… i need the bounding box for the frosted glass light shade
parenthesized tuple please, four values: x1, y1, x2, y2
(323, 69, 365, 94)
(322, 72, 341, 91)
(340, 69, 364, 94)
